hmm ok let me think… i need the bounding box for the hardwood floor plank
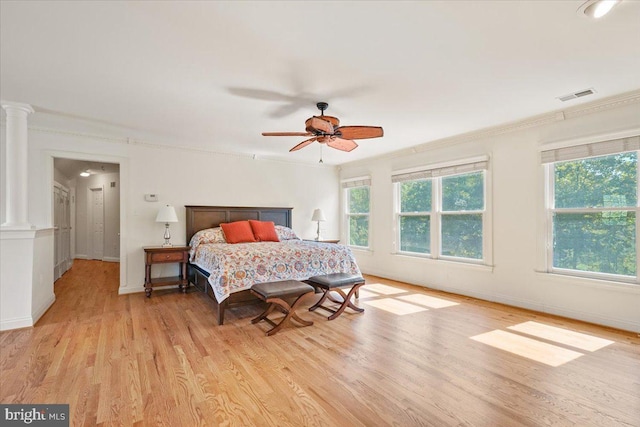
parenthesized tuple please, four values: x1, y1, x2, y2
(1, 260, 638, 426)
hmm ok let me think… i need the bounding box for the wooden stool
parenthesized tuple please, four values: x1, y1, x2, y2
(307, 273, 365, 320)
(250, 280, 315, 336)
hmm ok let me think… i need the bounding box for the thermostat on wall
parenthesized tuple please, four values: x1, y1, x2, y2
(144, 194, 158, 202)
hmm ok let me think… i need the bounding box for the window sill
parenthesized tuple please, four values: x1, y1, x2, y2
(348, 245, 373, 254)
(535, 271, 640, 294)
(392, 253, 494, 272)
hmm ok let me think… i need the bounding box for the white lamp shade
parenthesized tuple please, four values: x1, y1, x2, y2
(156, 205, 178, 223)
(311, 208, 326, 222)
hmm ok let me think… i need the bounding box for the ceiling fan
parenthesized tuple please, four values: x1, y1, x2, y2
(262, 102, 383, 152)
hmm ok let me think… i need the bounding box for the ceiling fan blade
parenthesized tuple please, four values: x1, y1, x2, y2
(269, 102, 309, 118)
(326, 137, 358, 152)
(262, 132, 312, 137)
(289, 137, 319, 152)
(305, 116, 334, 134)
(227, 87, 298, 102)
(335, 126, 384, 140)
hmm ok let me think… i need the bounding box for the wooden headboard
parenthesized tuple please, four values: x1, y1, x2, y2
(185, 206, 293, 244)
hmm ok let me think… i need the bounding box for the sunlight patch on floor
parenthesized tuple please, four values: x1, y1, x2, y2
(397, 294, 459, 309)
(363, 298, 428, 315)
(471, 330, 583, 367)
(362, 283, 407, 295)
(507, 321, 614, 352)
(355, 288, 381, 299)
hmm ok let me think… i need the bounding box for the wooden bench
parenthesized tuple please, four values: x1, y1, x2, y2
(250, 280, 315, 336)
(307, 273, 366, 320)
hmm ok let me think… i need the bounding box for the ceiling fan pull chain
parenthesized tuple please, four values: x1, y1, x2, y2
(319, 144, 323, 164)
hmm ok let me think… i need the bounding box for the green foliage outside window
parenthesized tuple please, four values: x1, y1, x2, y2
(401, 180, 431, 212)
(400, 216, 430, 253)
(348, 187, 370, 213)
(442, 172, 484, 211)
(347, 186, 370, 247)
(553, 152, 637, 276)
(555, 153, 637, 208)
(554, 212, 636, 276)
(440, 172, 484, 259)
(349, 216, 369, 247)
(441, 214, 483, 259)
(399, 180, 431, 253)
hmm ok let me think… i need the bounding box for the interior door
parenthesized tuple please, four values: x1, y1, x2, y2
(53, 183, 71, 280)
(90, 187, 104, 260)
(61, 187, 71, 271)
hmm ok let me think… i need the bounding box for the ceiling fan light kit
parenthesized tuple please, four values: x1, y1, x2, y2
(577, 0, 621, 18)
(262, 102, 383, 154)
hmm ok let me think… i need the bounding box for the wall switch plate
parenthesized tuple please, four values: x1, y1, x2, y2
(144, 194, 158, 202)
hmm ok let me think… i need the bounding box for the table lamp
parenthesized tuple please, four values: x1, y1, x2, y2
(311, 208, 326, 241)
(156, 205, 178, 247)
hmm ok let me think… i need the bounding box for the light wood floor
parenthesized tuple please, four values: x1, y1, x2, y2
(1, 260, 638, 426)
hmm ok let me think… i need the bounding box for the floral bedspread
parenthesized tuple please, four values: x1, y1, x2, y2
(190, 240, 362, 302)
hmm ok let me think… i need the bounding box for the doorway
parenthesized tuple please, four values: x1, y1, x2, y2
(52, 158, 120, 274)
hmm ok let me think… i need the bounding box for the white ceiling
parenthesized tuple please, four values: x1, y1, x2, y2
(2, 1, 640, 165)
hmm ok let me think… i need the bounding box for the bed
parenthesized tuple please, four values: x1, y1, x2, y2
(185, 206, 361, 325)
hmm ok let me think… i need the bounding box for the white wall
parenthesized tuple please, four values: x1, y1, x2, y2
(53, 167, 70, 188)
(340, 97, 640, 333)
(31, 229, 55, 322)
(0, 228, 54, 330)
(7, 117, 340, 298)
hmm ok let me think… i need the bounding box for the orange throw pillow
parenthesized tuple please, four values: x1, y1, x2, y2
(220, 221, 257, 244)
(249, 220, 280, 242)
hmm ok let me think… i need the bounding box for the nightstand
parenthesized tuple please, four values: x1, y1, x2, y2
(143, 246, 190, 297)
(304, 239, 341, 244)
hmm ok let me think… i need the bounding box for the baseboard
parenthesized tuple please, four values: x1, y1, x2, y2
(32, 293, 56, 325)
(118, 286, 144, 295)
(118, 284, 180, 295)
(0, 316, 33, 331)
(361, 268, 640, 333)
(537, 302, 640, 333)
(74, 255, 119, 262)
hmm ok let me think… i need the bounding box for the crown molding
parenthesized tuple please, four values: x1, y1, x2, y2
(0, 123, 335, 169)
(342, 89, 640, 168)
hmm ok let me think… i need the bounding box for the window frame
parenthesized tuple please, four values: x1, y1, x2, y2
(393, 158, 491, 266)
(343, 179, 371, 250)
(438, 170, 487, 263)
(395, 179, 432, 257)
(544, 151, 640, 284)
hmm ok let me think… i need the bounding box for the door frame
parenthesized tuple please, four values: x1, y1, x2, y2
(46, 151, 127, 293)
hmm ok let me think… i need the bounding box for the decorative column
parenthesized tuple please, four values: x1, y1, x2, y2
(1, 101, 34, 229)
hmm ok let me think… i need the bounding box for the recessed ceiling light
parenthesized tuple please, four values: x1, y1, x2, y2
(577, 0, 621, 19)
(80, 170, 90, 177)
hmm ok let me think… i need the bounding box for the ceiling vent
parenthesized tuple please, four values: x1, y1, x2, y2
(558, 88, 596, 102)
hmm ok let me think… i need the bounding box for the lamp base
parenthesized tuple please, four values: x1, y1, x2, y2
(162, 223, 172, 247)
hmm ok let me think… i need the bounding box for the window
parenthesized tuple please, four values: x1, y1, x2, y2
(398, 180, 431, 254)
(393, 158, 488, 263)
(441, 172, 484, 259)
(543, 135, 639, 281)
(343, 177, 371, 248)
